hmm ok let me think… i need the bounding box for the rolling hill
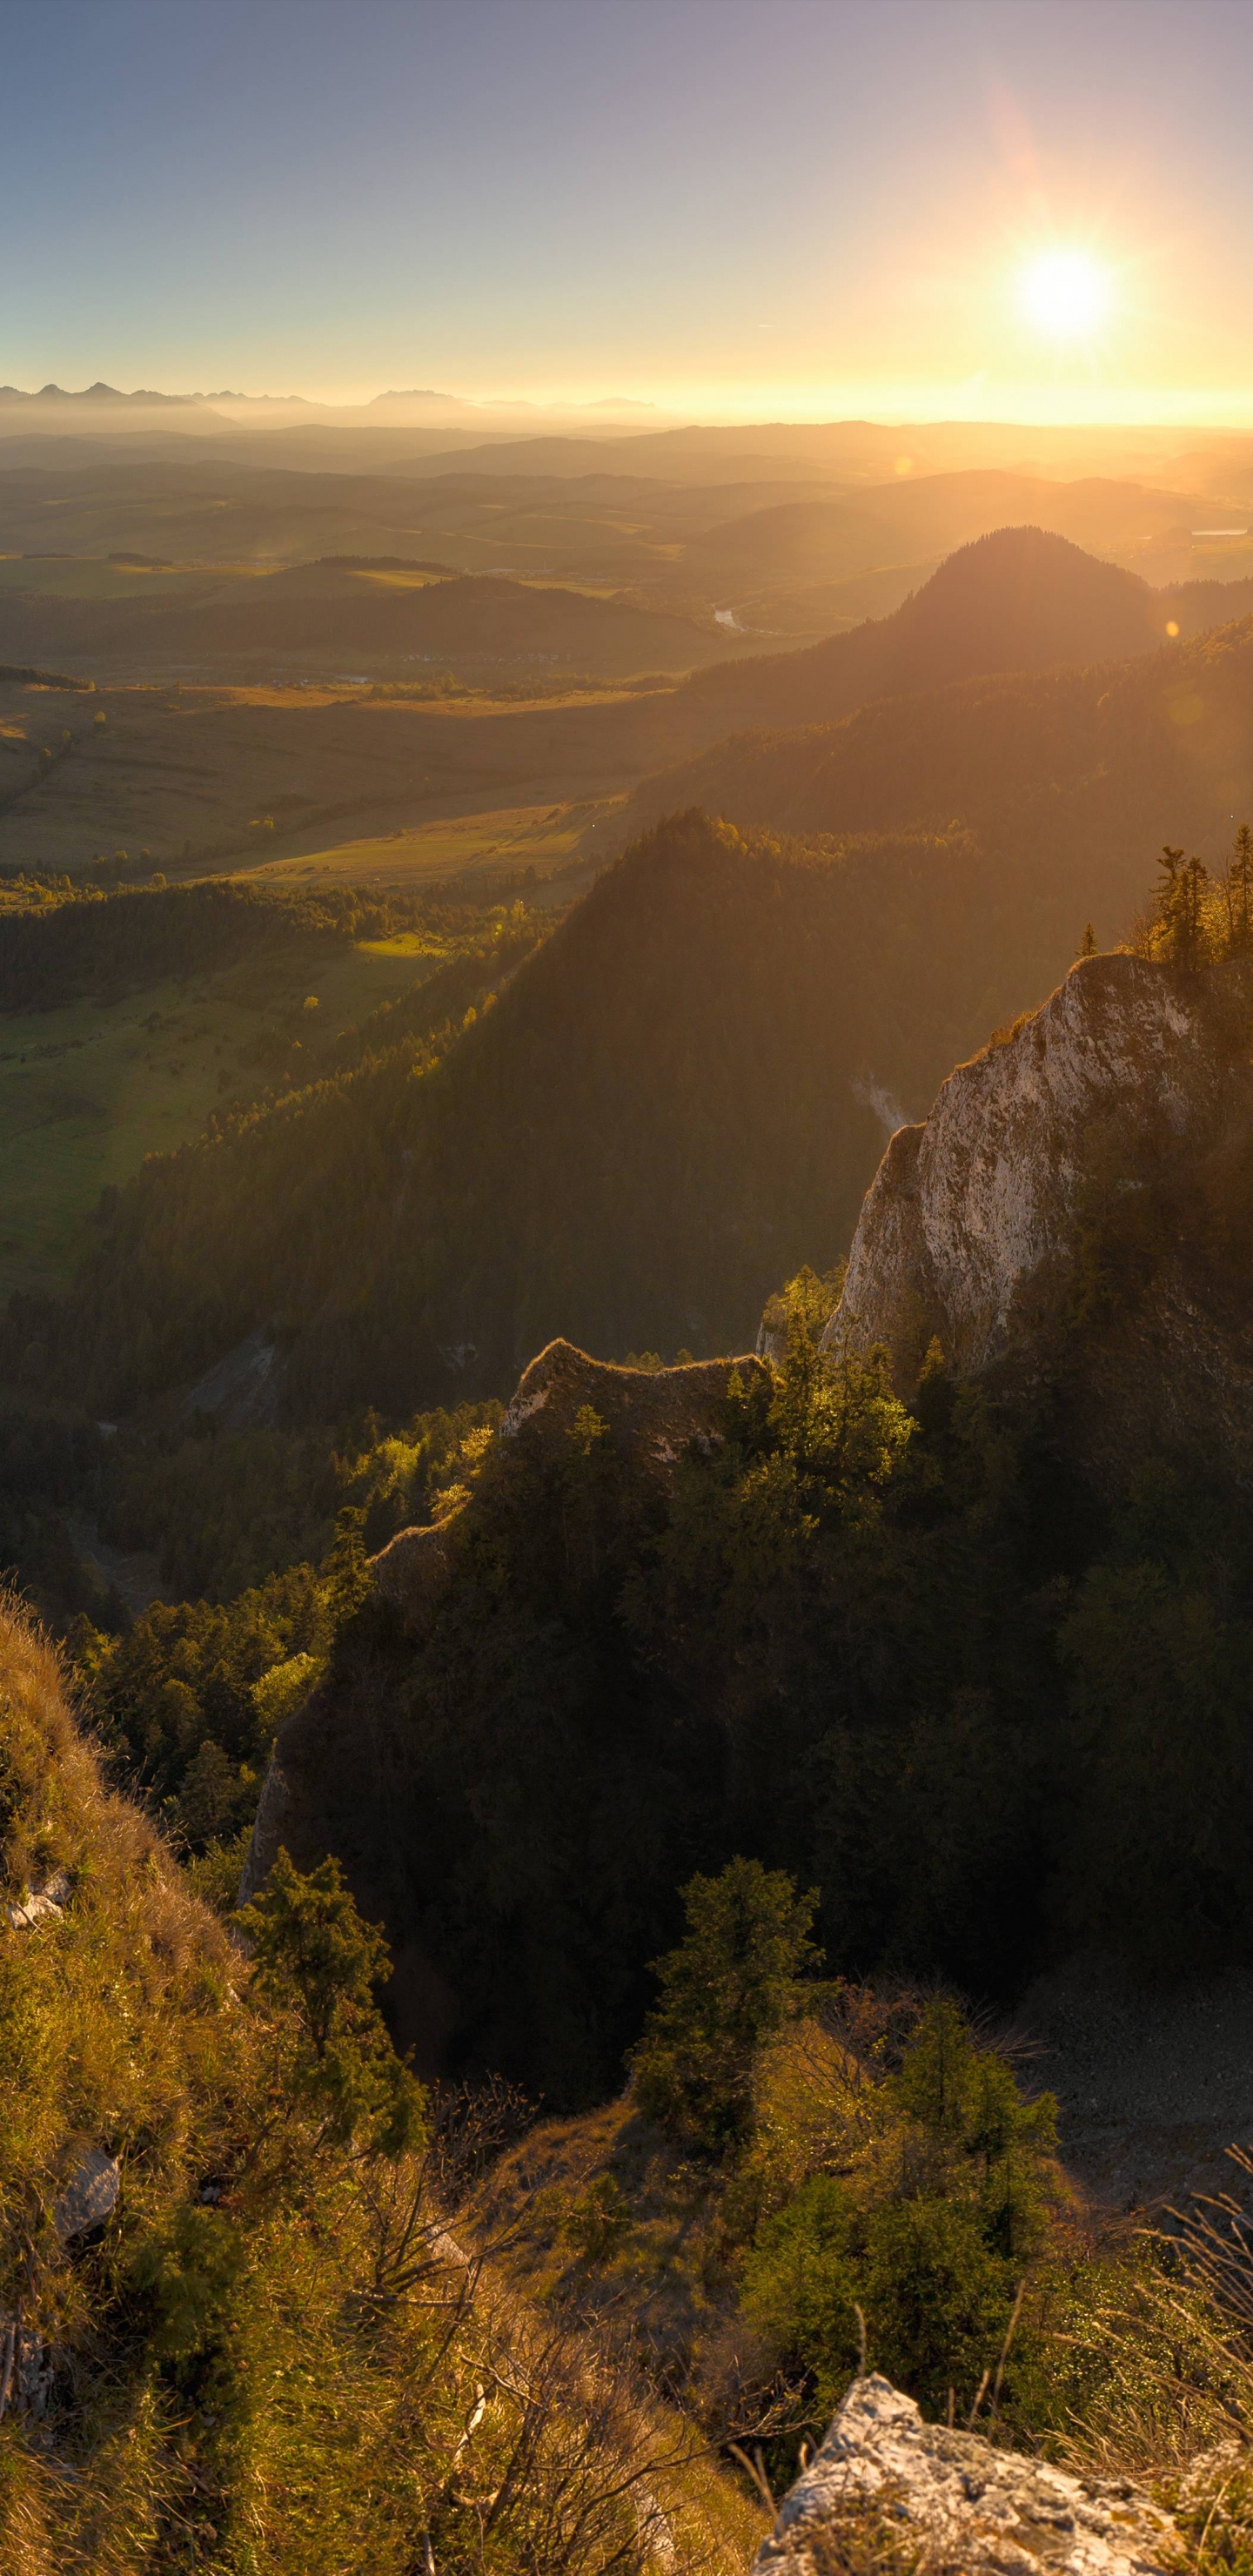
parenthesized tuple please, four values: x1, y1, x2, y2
(0, 569, 743, 682)
(686, 465, 1209, 583)
(3, 443, 1251, 652)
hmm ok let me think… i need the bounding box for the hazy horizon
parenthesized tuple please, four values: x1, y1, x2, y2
(8, 0, 1253, 429)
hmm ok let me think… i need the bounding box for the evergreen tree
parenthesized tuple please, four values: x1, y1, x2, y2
(629, 1859, 825, 2153)
(1224, 822, 1253, 953)
(1151, 844, 1209, 967)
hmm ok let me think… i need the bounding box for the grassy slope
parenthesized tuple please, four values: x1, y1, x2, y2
(0, 1594, 763, 2576)
(0, 939, 439, 1297)
(233, 795, 622, 893)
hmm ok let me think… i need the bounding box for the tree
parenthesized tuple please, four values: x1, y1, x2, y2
(1152, 844, 1209, 968)
(1223, 823, 1253, 954)
(1078, 922, 1097, 957)
(237, 1849, 425, 2157)
(629, 1858, 825, 2153)
(741, 1996, 1061, 2418)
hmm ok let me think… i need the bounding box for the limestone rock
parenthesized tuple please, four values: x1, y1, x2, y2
(823, 952, 1253, 1480)
(499, 1338, 765, 1466)
(369, 1519, 455, 1640)
(5, 1869, 70, 1930)
(369, 1339, 765, 1636)
(53, 2145, 120, 2244)
(184, 1326, 282, 1430)
(754, 2375, 1176, 2575)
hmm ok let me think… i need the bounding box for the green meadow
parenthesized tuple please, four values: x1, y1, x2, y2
(0, 935, 437, 1299)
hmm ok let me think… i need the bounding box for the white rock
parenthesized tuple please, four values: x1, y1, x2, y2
(825, 954, 1216, 1381)
(53, 2146, 120, 2244)
(0, 2315, 53, 2418)
(6, 1870, 70, 1931)
(753, 2376, 1176, 2575)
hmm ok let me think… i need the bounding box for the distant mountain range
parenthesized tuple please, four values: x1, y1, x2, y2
(0, 382, 685, 432)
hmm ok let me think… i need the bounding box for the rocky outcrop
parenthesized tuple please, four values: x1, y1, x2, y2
(754, 2375, 1176, 2574)
(370, 1339, 765, 1636)
(5, 1868, 69, 1929)
(825, 952, 1253, 1480)
(239, 1339, 765, 2061)
(370, 1519, 456, 1640)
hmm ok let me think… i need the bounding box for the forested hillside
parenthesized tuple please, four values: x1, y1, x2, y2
(252, 1221, 1253, 2109)
(673, 526, 1177, 737)
(23, 806, 1104, 1419)
(0, 569, 740, 682)
(626, 609, 1253, 867)
(0, 875, 373, 1010)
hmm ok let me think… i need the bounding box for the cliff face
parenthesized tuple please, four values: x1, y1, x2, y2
(825, 951, 1253, 1480)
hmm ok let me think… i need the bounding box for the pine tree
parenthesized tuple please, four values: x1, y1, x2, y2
(1152, 844, 1209, 967)
(1225, 822, 1253, 953)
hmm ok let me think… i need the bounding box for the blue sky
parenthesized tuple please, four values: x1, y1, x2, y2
(4, 0, 1253, 416)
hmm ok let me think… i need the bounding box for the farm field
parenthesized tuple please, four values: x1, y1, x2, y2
(0, 934, 439, 1299)
(0, 554, 267, 602)
(0, 674, 687, 881)
(235, 795, 620, 891)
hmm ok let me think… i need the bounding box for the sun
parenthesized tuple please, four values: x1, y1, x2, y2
(1019, 249, 1110, 339)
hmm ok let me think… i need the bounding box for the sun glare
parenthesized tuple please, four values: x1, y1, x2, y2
(1019, 250, 1110, 339)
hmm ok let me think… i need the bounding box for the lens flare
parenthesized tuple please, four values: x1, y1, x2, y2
(1019, 250, 1110, 339)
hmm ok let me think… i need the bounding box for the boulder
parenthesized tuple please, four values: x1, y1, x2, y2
(754, 2375, 1176, 2575)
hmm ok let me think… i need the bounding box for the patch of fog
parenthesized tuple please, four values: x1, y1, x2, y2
(852, 1073, 908, 1140)
(714, 607, 741, 629)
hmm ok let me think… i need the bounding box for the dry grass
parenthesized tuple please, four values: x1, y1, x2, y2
(761, 2490, 935, 2574)
(0, 1597, 761, 2576)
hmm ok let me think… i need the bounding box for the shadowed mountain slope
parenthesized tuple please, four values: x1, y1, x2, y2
(626, 610, 1253, 869)
(234, 948, 1253, 2109)
(673, 526, 1178, 737)
(37, 806, 1152, 1424)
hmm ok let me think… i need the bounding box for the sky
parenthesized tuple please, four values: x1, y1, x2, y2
(4, 0, 1253, 422)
